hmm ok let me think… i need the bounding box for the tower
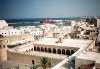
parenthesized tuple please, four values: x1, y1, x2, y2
(0, 38, 8, 61)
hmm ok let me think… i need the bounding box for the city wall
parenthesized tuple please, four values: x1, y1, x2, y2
(7, 50, 62, 67)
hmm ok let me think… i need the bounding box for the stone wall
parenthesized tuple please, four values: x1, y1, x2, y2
(0, 38, 8, 61)
(85, 40, 95, 51)
(7, 34, 34, 42)
(75, 58, 95, 69)
(7, 51, 62, 67)
(95, 62, 100, 69)
(46, 30, 71, 38)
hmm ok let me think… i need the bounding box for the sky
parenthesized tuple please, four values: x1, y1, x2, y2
(0, 0, 1, 18)
(1, 0, 100, 19)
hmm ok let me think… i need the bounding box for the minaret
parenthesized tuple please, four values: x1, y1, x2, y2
(0, 38, 8, 61)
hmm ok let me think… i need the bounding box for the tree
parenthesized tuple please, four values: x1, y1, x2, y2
(30, 65, 39, 69)
(40, 57, 49, 69)
(16, 65, 19, 69)
(34, 35, 39, 40)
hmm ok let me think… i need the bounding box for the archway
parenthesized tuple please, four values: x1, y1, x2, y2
(37, 47, 40, 52)
(41, 47, 44, 52)
(58, 49, 61, 54)
(98, 48, 100, 51)
(62, 49, 65, 55)
(71, 50, 74, 55)
(31, 48, 33, 51)
(53, 48, 56, 54)
(48, 48, 52, 53)
(32, 60, 35, 64)
(45, 48, 47, 52)
(29, 49, 31, 52)
(66, 50, 70, 56)
(34, 46, 36, 51)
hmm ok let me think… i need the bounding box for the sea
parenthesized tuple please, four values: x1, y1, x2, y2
(5, 18, 78, 27)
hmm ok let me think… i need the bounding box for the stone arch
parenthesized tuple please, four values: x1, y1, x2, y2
(48, 48, 52, 53)
(71, 50, 74, 55)
(77, 36, 79, 39)
(66, 50, 70, 56)
(29, 49, 31, 52)
(31, 48, 33, 51)
(62, 49, 65, 55)
(45, 48, 47, 52)
(98, 48, 100, 51)
(37, 47, 40, 52)
(34, 46, 36, 51)
(58, 49, 61, 54)
(53, 48, 56, 54)
(32, 60, 35, 64)
(41, 47, 44, 52)
(3, 45, 5, 48)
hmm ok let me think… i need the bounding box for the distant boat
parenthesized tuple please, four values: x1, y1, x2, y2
(40, 19, 56, 23)
(40, 19, 63, 24)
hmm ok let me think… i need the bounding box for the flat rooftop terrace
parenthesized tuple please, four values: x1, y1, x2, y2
(34, 38, 93, 48)
(77, 51, 100, 63)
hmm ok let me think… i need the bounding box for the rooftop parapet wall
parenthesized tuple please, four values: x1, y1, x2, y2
(8, 50, 63, 60)
(8, 50, 33, 64)
(7, 50, 62, 66)
(11, 42, 34, 52)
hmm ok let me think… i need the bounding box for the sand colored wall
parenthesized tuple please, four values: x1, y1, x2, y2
(75, 58, 95, 69)
(85, 40, 95, 51)
(8, 51, 33, 64)
(95, 63, 100, 68)
(6, 34, 34, 42)
(7, 51, 62, 67)
(15, 42, 34, 52)
(0, 38, 8, 61)
(46, 30, 71, 38)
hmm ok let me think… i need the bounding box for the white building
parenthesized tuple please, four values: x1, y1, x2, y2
(30, 30, 43, 36)
(0, 20, 8, 29)
(75, 51, 100, 69)
(0, 29, 24, 37)
(17, 26, 44, 36)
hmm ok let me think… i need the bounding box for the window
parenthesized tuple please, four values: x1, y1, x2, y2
(3, 45, 5, 48)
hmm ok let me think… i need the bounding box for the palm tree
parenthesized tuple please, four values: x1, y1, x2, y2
(30, 65, 39, 69)
(40, 57, 49, 69)
(16, 65, 19, 69)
